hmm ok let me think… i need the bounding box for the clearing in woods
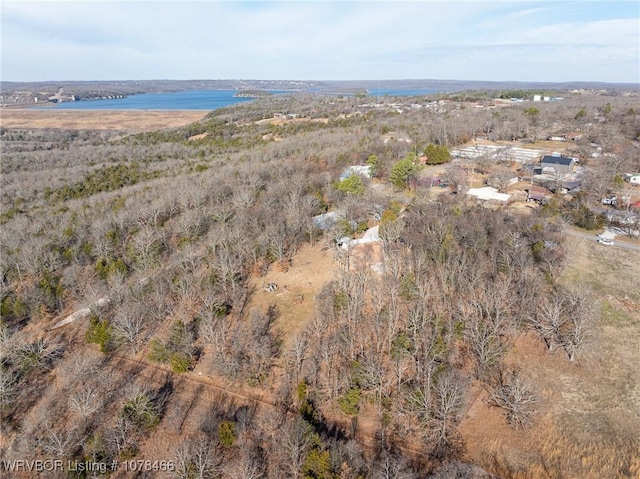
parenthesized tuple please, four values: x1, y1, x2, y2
(246, 243, 338, 348)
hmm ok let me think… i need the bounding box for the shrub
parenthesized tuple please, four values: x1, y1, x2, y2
(390, 156, 417, 189)
(338, 387, 361, 416)
(366, 154, 378, 177)
(86, 316, 113, 353)
(424, 143, 452, 165)
(148, 339, 171, 363)
(302, 448, 333, 479)
(169, 352, 191, 373)
(218, 420, 237, 447)
(38, 269, 64, 312)
(123, 394, 160, 430)
(335, 175, 365, 195)
(95, 257, 128, 280)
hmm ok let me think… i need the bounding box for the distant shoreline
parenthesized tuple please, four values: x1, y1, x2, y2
(2, 79, 637, 108)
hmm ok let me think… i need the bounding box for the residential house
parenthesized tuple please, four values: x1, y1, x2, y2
(540, 155, 576, 175)
(560, 180, 581, 195)
(339, 165, 373, 181)
(526, 185, 551, 203)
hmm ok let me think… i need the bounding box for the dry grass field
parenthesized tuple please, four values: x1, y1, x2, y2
(0, 109, 207, 132)
(460, 238, 640, 479)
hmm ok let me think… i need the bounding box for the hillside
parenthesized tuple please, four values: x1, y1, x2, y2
(1, 90, 639, 478)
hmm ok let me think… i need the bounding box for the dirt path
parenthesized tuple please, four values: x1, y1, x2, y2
(86, 343, 436, 464)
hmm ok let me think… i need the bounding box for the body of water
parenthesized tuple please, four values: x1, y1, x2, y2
(367, 88, 440, 97)
(48, 90, 276, 111)
(45, 88, 441, 111)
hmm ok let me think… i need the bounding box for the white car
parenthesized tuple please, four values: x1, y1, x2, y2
(597, 238, 614, 246)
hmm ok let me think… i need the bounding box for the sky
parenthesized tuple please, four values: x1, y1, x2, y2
(1, 0, 639, 83)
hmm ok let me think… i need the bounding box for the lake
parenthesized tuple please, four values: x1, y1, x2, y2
(49, 90, 279, 111)
(46, 88, 441, 111)
(367, 88, 440, 97)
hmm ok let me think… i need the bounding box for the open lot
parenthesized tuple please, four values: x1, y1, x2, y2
(0, 109, 207, 132)
(460, 238, 640, 478)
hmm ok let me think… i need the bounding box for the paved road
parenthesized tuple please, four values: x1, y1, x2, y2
(562, 228, 640, 253)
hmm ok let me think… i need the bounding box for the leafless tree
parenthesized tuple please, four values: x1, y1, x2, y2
(487, 368, 539, 429)
(107, 415, 138, 457)
(113, 311, 145, 353)
(173, 435, 220, 479)
(373, 449, 415, 479)
(286, 333, 309, 383)
(531, 286, 594, 361)
(69, 385, 102, 420)
(283, 417, 315, 479)
(0, 368, 18, 408)
(37, 423, 80, 457)
(429, 372, 466, 455)
(225, 451, 264, 479)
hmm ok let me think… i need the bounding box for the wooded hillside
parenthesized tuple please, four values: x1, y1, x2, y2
(1, 91, 639, 478)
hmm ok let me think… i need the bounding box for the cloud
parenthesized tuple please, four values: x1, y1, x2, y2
(1, 1, 638, 82)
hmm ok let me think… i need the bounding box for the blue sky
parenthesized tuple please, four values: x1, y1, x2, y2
(1, 1, 638, 83)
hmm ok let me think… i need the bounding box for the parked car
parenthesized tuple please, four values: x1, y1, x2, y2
(602, 196, 617, 206)
(597, 238, 614, 246)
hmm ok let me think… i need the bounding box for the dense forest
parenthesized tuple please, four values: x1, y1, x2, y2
(1, 91, 639, 478)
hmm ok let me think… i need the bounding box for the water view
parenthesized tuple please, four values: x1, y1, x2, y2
(49, 90, 276, 110)
(46, 88, 441, 110)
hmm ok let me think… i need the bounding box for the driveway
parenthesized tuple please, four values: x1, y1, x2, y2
(562, 228, 640, 253)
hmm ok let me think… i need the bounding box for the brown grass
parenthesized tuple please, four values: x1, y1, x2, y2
(0, 109, 207, 132)
(460, 238, 640, 478)
(245, 243, 338, 350)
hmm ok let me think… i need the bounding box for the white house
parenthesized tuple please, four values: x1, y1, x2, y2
(629, 174, 640, 185)
(340, 165, 373, 180)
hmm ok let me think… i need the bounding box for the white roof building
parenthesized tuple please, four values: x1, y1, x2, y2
(467, 187, 511, 202)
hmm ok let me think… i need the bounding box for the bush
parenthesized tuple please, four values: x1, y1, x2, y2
(338, 387, 361, 416)
(123, 394, 160, 430)
(86, 316, 113, 353)
(148, 339, 171, 363)
(424, 144, 452, 165)
(390, 155, 417, 189)
(366, 154, 378, 177)
(95, 257, 128, 280)
(218, 420, 237, 447)
(570, 205, 606, 230)
(38, 269, 64, 312)
(302, 448, 333, 479)
(335, 175, 365, 195)
(169, 352, 191, 373)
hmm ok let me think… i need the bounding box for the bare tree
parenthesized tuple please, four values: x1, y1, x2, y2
(429, 372, 465, 456)
(173, 435, 220, 479)
(69, 385, 102, 421)
(112, 311, 145, 353)
(283, 417, 315, 479)
(487, 368, 539, 429)
(531, 286, 594, 362)
(107, 415, 138, 457)
(37, 423, 80, 457)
